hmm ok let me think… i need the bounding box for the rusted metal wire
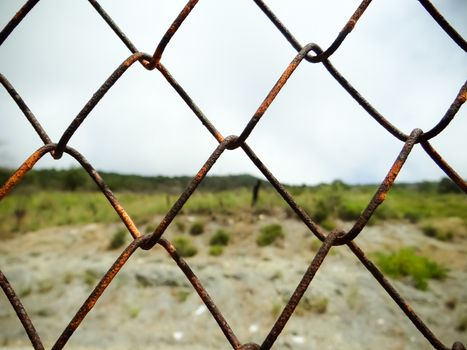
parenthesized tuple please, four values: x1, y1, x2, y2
(0, 0, 465, 349)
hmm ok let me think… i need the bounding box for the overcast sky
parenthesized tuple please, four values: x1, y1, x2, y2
(0, 0, 466, 185)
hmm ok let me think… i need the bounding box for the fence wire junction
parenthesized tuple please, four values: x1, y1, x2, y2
(0, 0, 466, 349)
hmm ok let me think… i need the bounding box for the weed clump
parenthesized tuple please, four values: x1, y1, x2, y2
(209, 245, 224, 256)
(173, 236, 198, 257)
(420, 224, 453, 241)
(257, 224, 284, 246)
(108, 228, 127, 250)
(457, 314, 467, 332)
(189, 221, 204, 236)
(374, 248, 447, 290)
(210, 229, 230, 246)
(296, 296, 329, 315)
(83, 269, 99, 287)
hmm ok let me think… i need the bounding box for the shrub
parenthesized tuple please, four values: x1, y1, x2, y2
(310, 239, 322, 252)
(256, 224, 284, 246)
(108, 228, 127, 250)
(320, 217, 336, 231)
(374, 248, 447, 290)
(209, 245, 224, 256)
(296, 296, 329, 315)
(189, 221, 204, 236)
(457, 314, 467, 332)
(404, 211, 421, 223)
(421, 224, 453, 242)
(210, 229, 230, 246)
(312, 200, 330, 224)
(271, 302, 282, 318)
(83, 269, 99, 287)
(438, 177, 461, 194)
(173, 236, 198, 257)
(337, 203, 361, 221)
(173, 289, 190, 303)
(175, 220, 186, 232)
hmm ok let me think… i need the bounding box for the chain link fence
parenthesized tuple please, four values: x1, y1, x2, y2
(0, 0, 466, 349)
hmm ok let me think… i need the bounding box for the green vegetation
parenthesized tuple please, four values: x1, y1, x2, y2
(420, 223, 454, 241)
(257, 224, 284, 247)
(310, 239, 322, 252)
(19, 286, 32, 298)
(374, 248, 448, 290)
(0, 169, 465, 236)
(209, 229, 230, 246)
(83, 269, 99, 288)
(209, 245, 224, 256)
(172, 289, 191, 303)
(457, 314, 467, 332)
(108, 228, 128, 250)
(271, 301, 283, 319)
(128, 306, 140, 319)
(173, 236, 198, 258)
(0, 168, 264, 193)
(37, 280, 54, 294)
(189, 221, 204, 236)
(296, 296, 329, 315)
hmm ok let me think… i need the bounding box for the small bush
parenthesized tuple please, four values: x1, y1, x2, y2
(296, 296, 329, 315)
(320, 217, 336, 231)
(421, 225, 437, 238)
(128, 307, 140, 319)
(404, 211, 421, 223)
(173, 236, 198, 257)
(19, 286, 32, 298)
(175, 220, 186, 232)
(257, 224, 284, 246)
(438, 177, 461, 194)
(310, 239, 322, 252)
(209, 245, 224, 256)
(83, 269, 99, 287)
(271, 302, 283, 319)
(210, 229, 230, 246)
(173, 289, 191, 303)
(421, 224, 453, 241)
(38, 280, 54, 294)
(337, 203, 361, 221)
(312, 200, 330, 224)
(144, 224, 154, 234)
(108, 228, 127, 250)
(374, 248, 447, 290)
(457, 314, 467, 332)
(189, 221, 204, 236)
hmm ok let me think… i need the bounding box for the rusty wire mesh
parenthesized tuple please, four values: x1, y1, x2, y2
(0, 0, 466, 349)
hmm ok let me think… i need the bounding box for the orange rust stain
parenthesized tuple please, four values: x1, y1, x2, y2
(347, 18, 357, 31)
(195, 166, 208, 182)
(124, 54, 140, 68)
(460, 89, 467, 103)
(215, 132, 224, 143)
(377, 192, 387, 203)
(118, 209, 141, 238)
(386, 159, 403, 184)
(0, 149, 44, 200)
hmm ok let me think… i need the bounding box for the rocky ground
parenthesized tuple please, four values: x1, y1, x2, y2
(0, 213, 466, 350)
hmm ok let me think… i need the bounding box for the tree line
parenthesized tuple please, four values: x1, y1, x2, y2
(0, 167, 461, 194)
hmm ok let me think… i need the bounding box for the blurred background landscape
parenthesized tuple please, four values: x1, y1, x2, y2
(0, 169, 466, 349)
(1, 0, 466, 348)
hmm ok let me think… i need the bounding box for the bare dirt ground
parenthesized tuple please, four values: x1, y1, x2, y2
(1, 213, 466, 350)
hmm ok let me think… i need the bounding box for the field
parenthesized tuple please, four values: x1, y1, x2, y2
(1, 179, 465, 238)
(0, 174, 466, 349)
